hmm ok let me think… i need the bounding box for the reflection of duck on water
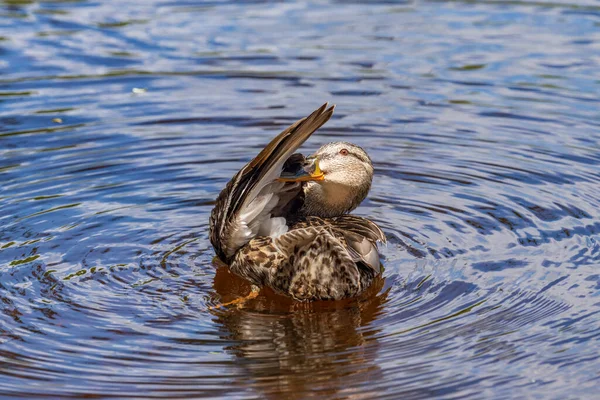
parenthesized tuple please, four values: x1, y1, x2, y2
(210, 266, 387, 399)
(209, 103, 386, 302)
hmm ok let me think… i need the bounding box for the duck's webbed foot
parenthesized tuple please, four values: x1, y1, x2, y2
(209, 285, 261, 310)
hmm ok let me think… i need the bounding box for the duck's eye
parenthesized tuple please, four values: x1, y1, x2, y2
(339, 149, 349, 156)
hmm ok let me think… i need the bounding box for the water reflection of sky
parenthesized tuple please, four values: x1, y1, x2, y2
(1, 0, 599, 398)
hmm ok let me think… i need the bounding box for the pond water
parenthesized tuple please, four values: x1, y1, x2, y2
(1, 0, 599, 398)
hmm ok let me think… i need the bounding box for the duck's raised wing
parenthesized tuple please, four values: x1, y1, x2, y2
(210, 103, 335, 262)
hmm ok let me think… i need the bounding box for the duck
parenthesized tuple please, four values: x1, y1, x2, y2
(209, 103, 386, 303)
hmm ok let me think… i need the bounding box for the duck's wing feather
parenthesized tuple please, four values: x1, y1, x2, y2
(330, 215, 387, 244)
(330, 215, 386, 274)
(210, 103, 335, 262)
(292, 215, 386, 274)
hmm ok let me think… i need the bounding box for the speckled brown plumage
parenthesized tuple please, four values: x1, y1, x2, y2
(209, 103, 386, 301)
(230, 215, 385, 301)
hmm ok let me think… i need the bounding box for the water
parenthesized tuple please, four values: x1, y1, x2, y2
(1, 0, 599, 398)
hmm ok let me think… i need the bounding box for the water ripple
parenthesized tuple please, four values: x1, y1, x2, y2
(1, 0, 599, 398)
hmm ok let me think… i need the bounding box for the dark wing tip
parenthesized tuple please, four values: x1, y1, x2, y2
(321, 103, 335, 123)
(312, 102, 335, 121)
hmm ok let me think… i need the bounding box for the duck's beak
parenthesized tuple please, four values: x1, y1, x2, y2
(278, 156, 325, 182)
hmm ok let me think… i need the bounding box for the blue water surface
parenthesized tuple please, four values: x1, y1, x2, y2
(1, 0, 599, 398)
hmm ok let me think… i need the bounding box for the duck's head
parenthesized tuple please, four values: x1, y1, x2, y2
(280, 142, 374, 218)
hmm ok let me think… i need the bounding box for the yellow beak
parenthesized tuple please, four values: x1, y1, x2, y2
(277, 157, 325, 182)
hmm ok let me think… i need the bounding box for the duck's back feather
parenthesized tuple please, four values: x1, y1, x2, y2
(230, 215, 386, 301)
